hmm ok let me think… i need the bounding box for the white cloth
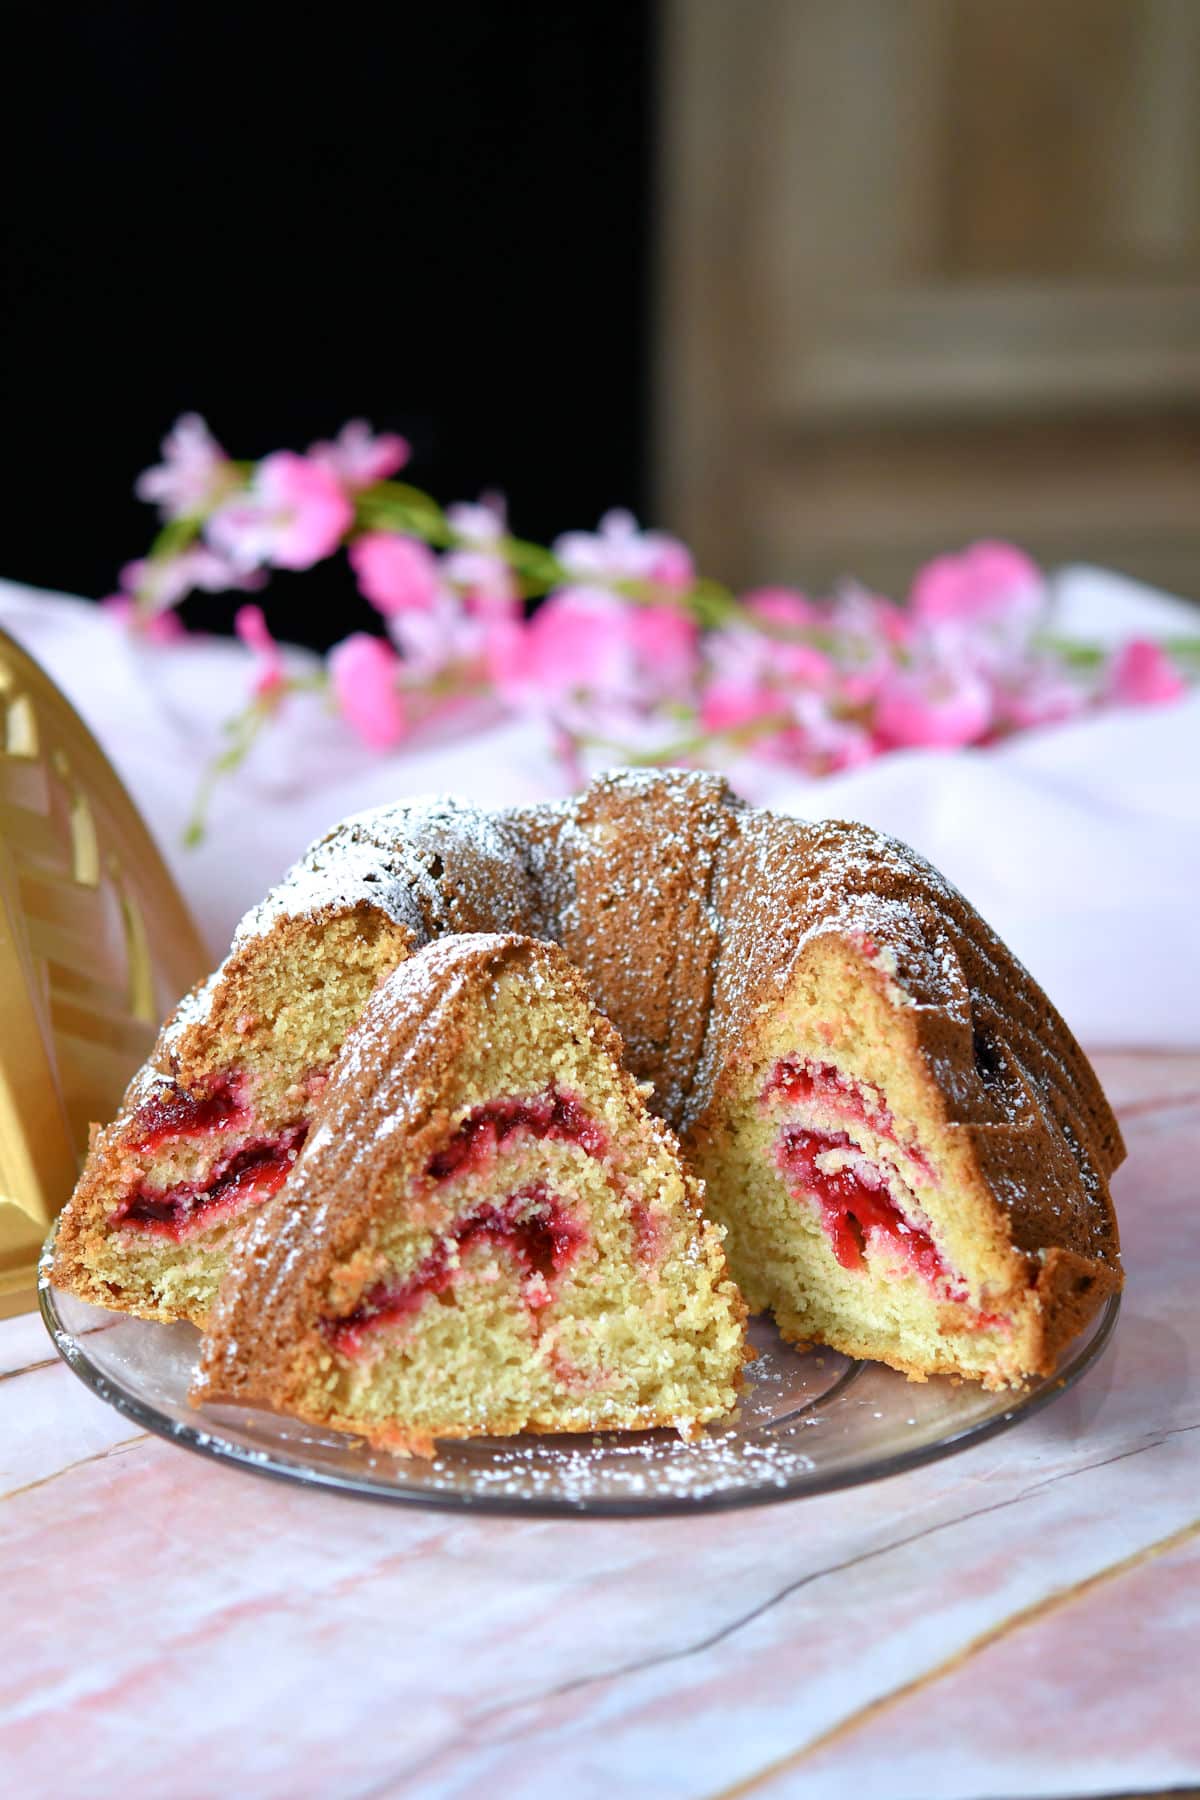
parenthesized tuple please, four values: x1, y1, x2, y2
(1, 567, 1196, 1048)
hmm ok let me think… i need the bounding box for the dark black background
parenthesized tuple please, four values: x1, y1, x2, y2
(3, 2, 654, 646)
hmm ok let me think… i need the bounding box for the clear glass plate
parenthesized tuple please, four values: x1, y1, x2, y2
(39, 1248, 1120, 1516)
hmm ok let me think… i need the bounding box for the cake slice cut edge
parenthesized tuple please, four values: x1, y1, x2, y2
(191, 933, 750, 1456)
(50, 905, 417, 1324)
(50, 796, 547, 1326)
(687, 928, 1122, 1390)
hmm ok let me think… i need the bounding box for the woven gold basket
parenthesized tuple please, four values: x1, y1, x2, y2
(0, 626, 207, 1314)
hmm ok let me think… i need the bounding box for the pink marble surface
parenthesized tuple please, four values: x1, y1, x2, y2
(2, 1051, 1196, 1800)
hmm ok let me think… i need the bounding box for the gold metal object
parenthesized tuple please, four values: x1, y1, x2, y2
(0, 627, 207, 1314)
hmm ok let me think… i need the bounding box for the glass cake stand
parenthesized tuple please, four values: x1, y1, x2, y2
(39, 1237, 1120, 1517)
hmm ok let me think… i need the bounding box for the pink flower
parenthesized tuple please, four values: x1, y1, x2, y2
(553, 509, 694, 595)
(1107, 638, 1186, 707)
(441, 548, 520, 619)
(830, 586, 914, 656)
(114, 545, 253, 612)
(445, 496, 507, 547)
(135, 414, 237, 520)
(234, 604, 285, 699)
(328, 633, 407, 748)
(308, 420, 410, 489)
(206, 453, 353, 572)
(702, 619, 832, 710)
(873, 664, 993, 749)
(493, 588, 624, 705)
(790, 690, 877, 773)
(101, 596, 187, 643)
(991, 667, 1089, 733)
(350, 531, 442, 615)
(779, 642, 836, 686)
(744, 588, 818, 631)
(699, 676, 782, 736)
(628, 603, 699, 694)
(910, 542, 1042, 625)
(387, 591, 485, 677)
(494, 587, 696, 712)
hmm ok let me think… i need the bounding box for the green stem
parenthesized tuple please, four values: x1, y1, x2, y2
(183, 685, 300, 844)
(575, 708, 795, 768)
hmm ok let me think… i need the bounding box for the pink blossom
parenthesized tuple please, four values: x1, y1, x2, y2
(699, 676, 782, 736)
(114, 545, 253, 613)
(350, 531, 442, 615)
(874, 664, 993, 749)
(1107, 638, 1187, 707)
(328, 633, 407, 748)
(779, 642, 836, 686)
(206, 453, 353, 572)
(744, 588, 818, 631)
(991, 668, 1089, 732)
(492, 588, 626, 706)
(702, 619, 832, 709)
(553, 510, 694, 596)
(910, 541, 1042, 625)
(101, 596, 187, 643)
(494, 587, 695, 713)
(234, 604, 285, 699)
(442, 548, 520, 619)
(790, 690, 877, 773)
(308, 420, 410, 489)
(628, 603, 699, 693)
(643, 537, 695, 594)
(832, 587, 914, 655)
(387, 591, 486, 678)
(135, 414, 236, 520)
(445, 496, 507, 546)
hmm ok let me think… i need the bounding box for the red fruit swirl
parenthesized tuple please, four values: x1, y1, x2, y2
(776, 1125, 949, 1288)
(129, 1078, 246, 1152)
(117, 1124, 309, 1239)
(325, 1184, 587, 1357)
(425, 1088, 607, 1182)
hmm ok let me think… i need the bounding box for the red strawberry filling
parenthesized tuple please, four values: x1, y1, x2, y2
(775, 1125, 1010, 1331)
(764, 1058, 896, 1135)
(777, 1125, 948, 1287)
(426, 1087, 608, 1182)
(326, 1184, 587, 1356)
(130, 1077, 247, 1151)
(116, 1124, 309, 1239)
(763, 1058, 935, 1181)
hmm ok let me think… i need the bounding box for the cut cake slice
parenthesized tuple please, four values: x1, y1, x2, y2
(50, 800, 538, 1324)
(684, 821, 1123, 1389)
(192, 934, 749, 1453)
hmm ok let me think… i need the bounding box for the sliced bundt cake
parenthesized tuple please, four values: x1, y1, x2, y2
(53, 768, 1123, 1391)
(192, 934, 748, 1452)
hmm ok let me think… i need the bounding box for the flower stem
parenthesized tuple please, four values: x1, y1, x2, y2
(183, 694, 276, 845)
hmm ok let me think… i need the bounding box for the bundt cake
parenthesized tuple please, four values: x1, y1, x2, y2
(191, 933, 748, 1452)
(52, 768, 1123, 1397)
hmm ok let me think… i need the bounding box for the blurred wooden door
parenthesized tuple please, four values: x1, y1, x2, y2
(656, 0, 1200, 599)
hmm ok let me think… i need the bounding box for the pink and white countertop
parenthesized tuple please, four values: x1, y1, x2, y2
(2, 1049, 1197, 1799)
(1, 574, 1197, 1796)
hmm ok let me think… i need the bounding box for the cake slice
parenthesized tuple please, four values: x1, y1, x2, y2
(50, 800, 542, 1324)
(191, 934, 748, 1454)
(684, 820, 1122, 1388)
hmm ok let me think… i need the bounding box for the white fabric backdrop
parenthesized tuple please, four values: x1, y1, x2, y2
(2, 568, 1196, 1048)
